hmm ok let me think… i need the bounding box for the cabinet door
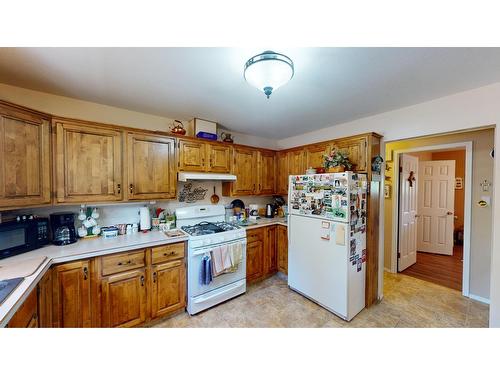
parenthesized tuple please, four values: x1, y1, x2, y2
(178, 139, 206, 172)
(276, 151, 289, 196)
(101, 268, 147, 328)
(55, 121, 123, 203)
(333, 136, 368, 172)
(264, 225, 277, 275)
(288, 149, 305, 176)
(7, 288, 38, 328)
(304, 143, 330, 170)
(207, 143, 231, 173)
(246, 228, 264, 283)
(258, 150, 275, 196)
(127, 133, 176, 200)
(52, 260, 91, 327)
(0, 105, 51, 209)
(231, 147, 257, 195)
(37, 269, 53, 328)
(277, 226, 288, 275)
(151, 259, 186, 319)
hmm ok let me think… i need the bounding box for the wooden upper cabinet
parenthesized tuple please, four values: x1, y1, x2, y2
(276, 151, 289, 196)
(151, 259, 186, 319)
(55, 120, 123, 203)
(207, 143, 231, 173)
(225, 146, 257, 196)
(101, 268, 147, 328)
(258, 150, 275, 195)
(304, 143, 330, 170)
(0, 104, 51, 209)
(179, 139, 231, 173)
(332, 136, 368, 172)
(127, 133, 176, 200)
(178, 139, 206, 172)
(288, 149, 305, 176)
(52, 260, 91, 328)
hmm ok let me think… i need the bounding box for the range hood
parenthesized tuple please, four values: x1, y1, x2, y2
(178, 172, 237, 182)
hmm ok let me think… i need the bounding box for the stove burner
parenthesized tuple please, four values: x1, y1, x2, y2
(181, 221, 240, 236)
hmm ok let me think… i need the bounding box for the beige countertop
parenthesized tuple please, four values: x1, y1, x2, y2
(237, 217, 288, 229)
(0, 231, 188, 327)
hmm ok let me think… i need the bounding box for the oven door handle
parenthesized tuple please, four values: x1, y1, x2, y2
(191, 239, 247, 257)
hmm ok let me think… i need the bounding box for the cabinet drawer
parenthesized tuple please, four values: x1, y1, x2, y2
(246, 228, 264, 243)
(152, 242, 185, 264)
(101, 250, 146, 276)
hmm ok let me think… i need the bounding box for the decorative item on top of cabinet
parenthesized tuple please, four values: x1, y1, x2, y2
(0, 102, 51, 210)
(277, 225, 288, 275)
(127, 132, 176, 200)
(54, 119, 123, 203)
(246, 227, 265, 283)
(52, 260, 91, 328)
(7, 287, 38, 328)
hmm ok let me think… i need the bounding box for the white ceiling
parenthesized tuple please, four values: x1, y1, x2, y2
(1, 47, 500, 139)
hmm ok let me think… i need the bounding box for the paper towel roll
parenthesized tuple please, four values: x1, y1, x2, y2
(139, 207, 151, 231)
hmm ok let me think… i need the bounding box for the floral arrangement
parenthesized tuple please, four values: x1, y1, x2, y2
(323, 149, 352, 170)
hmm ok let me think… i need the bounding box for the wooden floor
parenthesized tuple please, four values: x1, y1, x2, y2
(400, 245, 463, 291)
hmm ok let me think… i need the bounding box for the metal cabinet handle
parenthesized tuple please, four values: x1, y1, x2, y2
(140, 275, 145, 286)
(129, 184, 134, 193)
(163, 250, 177, 256)
(153, 271, 157, 283)
(83, 267, 88, 280)
(117, 183, 121, 194)
(117, 260, 133, 266)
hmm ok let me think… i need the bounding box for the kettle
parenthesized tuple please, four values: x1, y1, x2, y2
(265, 204, 275, 218)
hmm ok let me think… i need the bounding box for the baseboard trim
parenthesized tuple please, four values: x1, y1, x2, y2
(469, 293, 490, 305)
(384, 267, 393, 273)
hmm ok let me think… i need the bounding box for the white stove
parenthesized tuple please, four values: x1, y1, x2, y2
(176, 205, 247, 315)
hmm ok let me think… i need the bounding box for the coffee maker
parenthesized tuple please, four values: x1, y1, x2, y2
(50, 212, 77, 246)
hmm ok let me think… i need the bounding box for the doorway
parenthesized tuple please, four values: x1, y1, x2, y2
(392, 142, 472, 296)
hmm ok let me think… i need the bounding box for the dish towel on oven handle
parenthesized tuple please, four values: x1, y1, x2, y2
(200, 254, 213, 285)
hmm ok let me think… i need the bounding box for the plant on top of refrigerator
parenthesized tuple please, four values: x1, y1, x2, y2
(323, 149, 352, 170)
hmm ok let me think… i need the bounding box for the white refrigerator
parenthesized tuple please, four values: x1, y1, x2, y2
(287, 172, 367, 321)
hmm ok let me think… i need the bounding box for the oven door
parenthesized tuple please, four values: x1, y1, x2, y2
(188, 239, 247, 298)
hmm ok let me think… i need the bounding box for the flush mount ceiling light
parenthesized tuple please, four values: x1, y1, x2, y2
(244, 50, 294, 99)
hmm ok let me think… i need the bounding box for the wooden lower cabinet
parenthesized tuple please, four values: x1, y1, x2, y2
(37, 269, 53, 328)
(101, 268, 147, 328)
(277, 225, 288, 275)
(263, 225, 277, 275)
(7, 288, 38, 328)
(246, 225, 286, 283)
(151, 259, 186, 319)
(52, 260, 91, 328)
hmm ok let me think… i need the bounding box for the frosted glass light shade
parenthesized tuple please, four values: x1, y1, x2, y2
(244, 51, 294, 98)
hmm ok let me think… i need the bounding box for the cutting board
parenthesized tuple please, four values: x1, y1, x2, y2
(0, 256, 47, 280)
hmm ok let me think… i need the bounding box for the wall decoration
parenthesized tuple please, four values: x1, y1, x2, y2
(384, 184, 391, 199)
(371, 155, 384, 174)
(455, 177, 463, 190)
(178, 183, 208, 203)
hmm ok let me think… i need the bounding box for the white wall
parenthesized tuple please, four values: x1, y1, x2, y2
(0, 83, 278, 149)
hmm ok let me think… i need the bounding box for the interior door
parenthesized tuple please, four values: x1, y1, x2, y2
(398, 154, 419, 272)
(417, 160, 455, 255)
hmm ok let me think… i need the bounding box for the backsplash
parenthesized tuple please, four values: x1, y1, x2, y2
(1, 181, 285, 226)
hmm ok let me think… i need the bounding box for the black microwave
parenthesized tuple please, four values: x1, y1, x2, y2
(0, 218, 49, 260)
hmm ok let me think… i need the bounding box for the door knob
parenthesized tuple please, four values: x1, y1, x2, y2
(446, 211, 454, 215)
